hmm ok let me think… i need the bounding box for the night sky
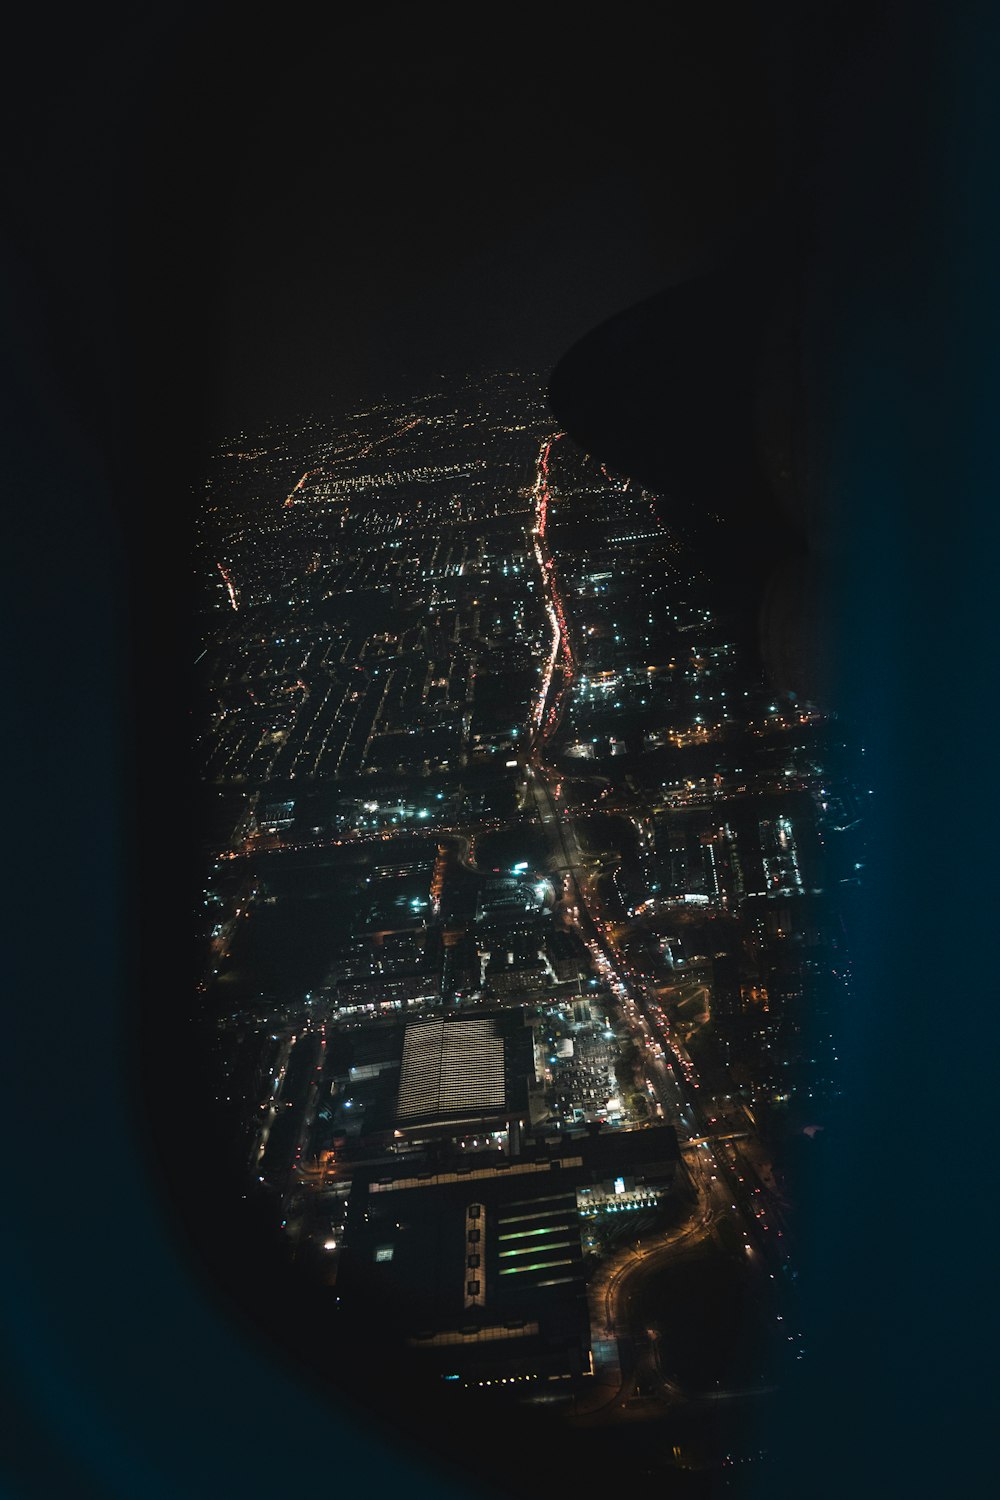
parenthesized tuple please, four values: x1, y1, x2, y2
(4, 5, 836, 437)
(161, 8, 785, 427)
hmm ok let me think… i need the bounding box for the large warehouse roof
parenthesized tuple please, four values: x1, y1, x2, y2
(396, 1015, 511, 1124)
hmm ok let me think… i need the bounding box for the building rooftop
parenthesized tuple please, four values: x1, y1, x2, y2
(396, 1012, 531, 1128)
(334, 1126, 685, 1386)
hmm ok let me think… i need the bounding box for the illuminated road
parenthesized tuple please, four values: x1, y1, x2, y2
(520, 431, 798, 1357)
(282, 468, 321, 508)
(573, 1139, 787, 1421)
(528, 433, 575, 735)
(252, 1032, 296, 1171)
(216, 561, 239, 611)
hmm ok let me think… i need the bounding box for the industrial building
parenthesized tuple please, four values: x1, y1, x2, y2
(334, 1126, 687, 1397)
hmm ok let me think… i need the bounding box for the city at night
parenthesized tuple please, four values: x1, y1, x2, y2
(188, 363, 867, 1490)
(192, 365, 868, 1475)
(5, 7, 1000, 1500)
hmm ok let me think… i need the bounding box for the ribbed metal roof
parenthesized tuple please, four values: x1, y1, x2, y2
(396, 1016, 508, 1122)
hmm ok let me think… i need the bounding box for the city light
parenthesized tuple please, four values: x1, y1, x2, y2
(195, 372, 859, 1457)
